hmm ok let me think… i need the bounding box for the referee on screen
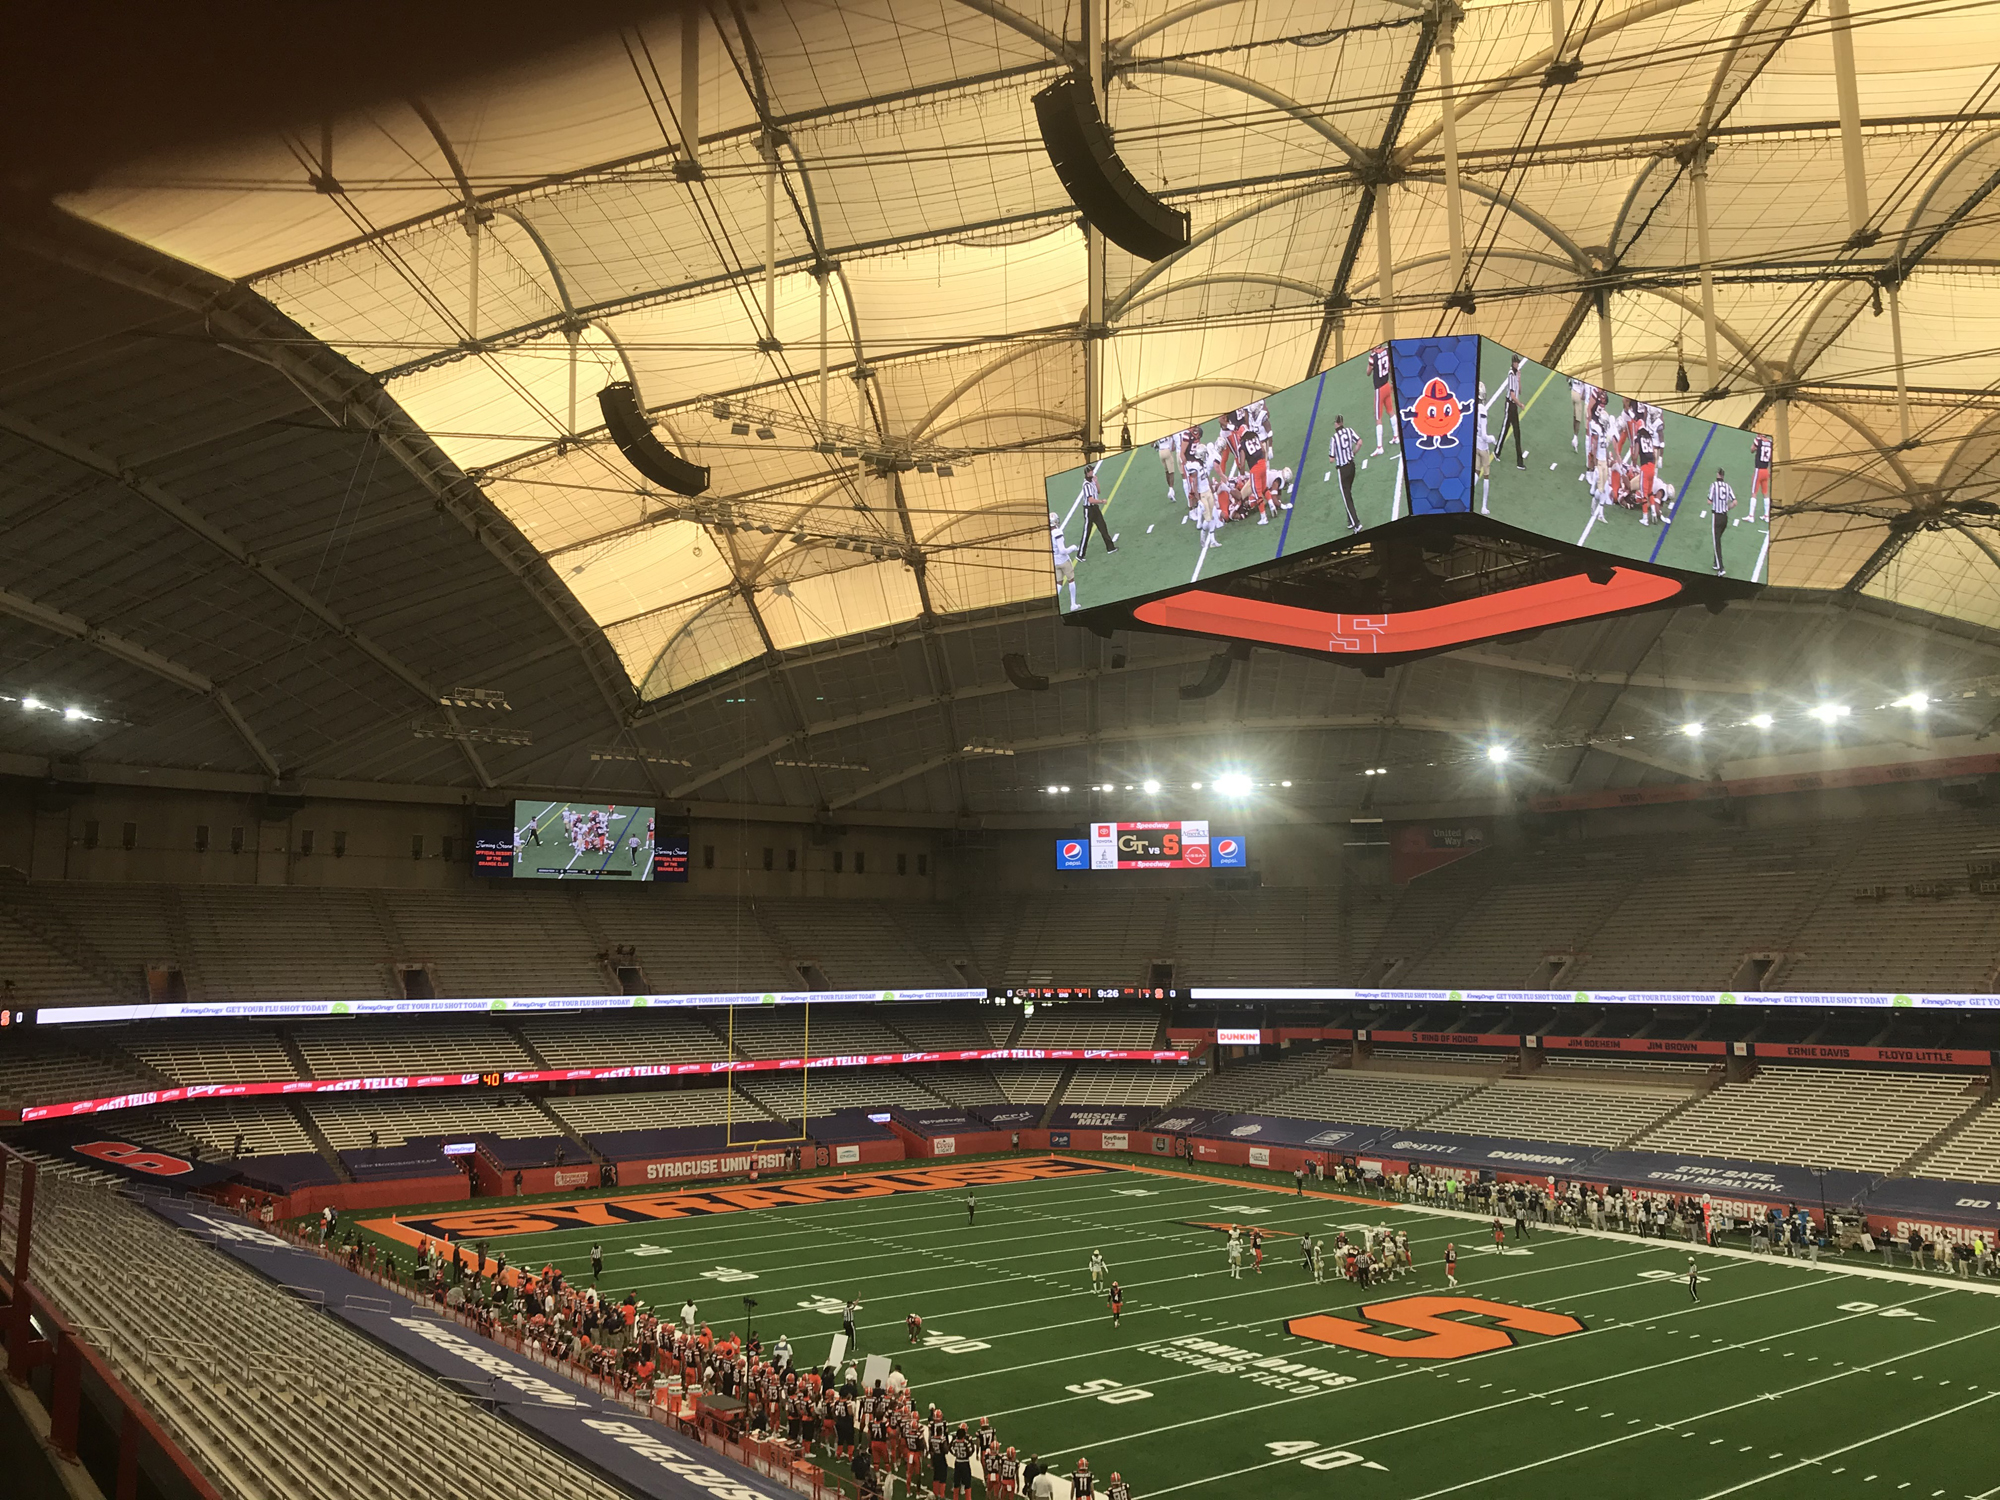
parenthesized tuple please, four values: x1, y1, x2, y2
(1328, 416, 1362, 531)
(1708, 467, 1736, 574)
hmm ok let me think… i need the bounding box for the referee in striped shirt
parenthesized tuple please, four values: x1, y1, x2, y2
(1708, 467, 1735, 574)
(1328, 416, 1362, 531)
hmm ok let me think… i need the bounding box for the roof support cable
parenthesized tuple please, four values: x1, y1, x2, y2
(759, 132, 781, 353)
(1081, 0, 1108, 461)
(1597, 286, 1616, 392)
(678, 9, 705, 181)
(1888, 282, 1913, 446)
(1375, 184, 1397, 344)
(1433, 1, 1474, 329)
(1691, 147, 1722, 395)
(1828, 0, 1874, 247)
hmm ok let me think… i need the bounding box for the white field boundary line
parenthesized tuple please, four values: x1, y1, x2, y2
(584, 1201, 1546, 1347)
(1394, 1307, 2000, 1500)
(539, 1177, 1341, 1306)
(1045, 1273, 1875, 1475)
(1693, 1389, 2000, 1499)
(478, 1169, 1181, 1243)
(561, 1174, 1473, 1317)
(918, 1242, 1687, 1391)
(970, 1258, 1774, 1426)
(1055, 1157, 2000, 1300)
(511, 1178, 1238, 1275)
(791, 1186, 1636, 1342)
(482, 1167, 1236, 1257)
(1070, 1281, 1982, 1490)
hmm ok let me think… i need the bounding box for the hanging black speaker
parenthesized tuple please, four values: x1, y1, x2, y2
(597, 382, 711, 496)
(1033, 73, 1189, 262)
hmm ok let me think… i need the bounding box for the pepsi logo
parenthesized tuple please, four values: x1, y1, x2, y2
(1217, 839, 1239, 858)
(1061, 842, 1082, 859)
(1182, 844, 1209, 866)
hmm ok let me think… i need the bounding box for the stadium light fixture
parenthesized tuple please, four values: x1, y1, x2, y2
(1214, 773, 1253, 797)
(1808, 703, 1850, 723)
(21, 696, 44, 712)
(1060, 785, 1071, 793)
(1485, 744, 1510, 763)
(1045, 785, 1060, 793)
(1190, 780, 1203, 790)
(1748, 713, 1775, 729)
(1680, 722, 1704, 737)
(1142, 779, 1161, 794)
(1893, 691, 1929, 711)
(1281, 780, 1293, 787)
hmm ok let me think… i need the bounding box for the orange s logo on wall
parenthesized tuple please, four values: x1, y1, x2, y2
(72, 1140, 195, 1177)
(1287, 1296, 1584, 1360)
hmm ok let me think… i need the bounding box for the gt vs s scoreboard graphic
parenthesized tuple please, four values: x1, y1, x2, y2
(1057, 821, 1247, 871)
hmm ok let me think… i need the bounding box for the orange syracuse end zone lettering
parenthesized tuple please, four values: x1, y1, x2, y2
(1287, 1296, 1585, 1360)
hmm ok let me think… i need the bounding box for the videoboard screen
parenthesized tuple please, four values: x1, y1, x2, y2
(513, 800, 656, 880)
(1057, 821, 1247, 870)
(652, 829, 690, 882)
(1046, 336, 1771, 614)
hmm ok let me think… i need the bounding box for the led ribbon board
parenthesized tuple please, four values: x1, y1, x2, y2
(1046, 336, 1770, 665)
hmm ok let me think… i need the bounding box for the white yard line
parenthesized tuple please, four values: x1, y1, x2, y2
(1121, 1284, 1982, 1495)
(1692, 1389, 2000, 1499)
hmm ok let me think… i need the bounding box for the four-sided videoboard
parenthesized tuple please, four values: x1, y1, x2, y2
(1047, 336, 1771, 665)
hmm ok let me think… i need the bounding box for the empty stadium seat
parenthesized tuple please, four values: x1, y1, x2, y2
(1421, 1076, 1692, 1147)
(1637, 1065, 1980, 1172)
(1059, 1063, 1204, 1107)
(4, 1168, 634, 1500)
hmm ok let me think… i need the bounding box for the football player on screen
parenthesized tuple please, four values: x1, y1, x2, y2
(1367, 343, 1397, 455)
(1050, 512, 1079, 610)
(1747, 431, 1773, 523)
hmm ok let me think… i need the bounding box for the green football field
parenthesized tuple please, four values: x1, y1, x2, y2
(347, 1156, 2000, 1500)
(1472, 341, 1771, 583)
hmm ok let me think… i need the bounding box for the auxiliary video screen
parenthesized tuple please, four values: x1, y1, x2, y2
(1046, 335, 1771, 612)
(1057, 822, 1247, 871)
(512, 801, 657, 880)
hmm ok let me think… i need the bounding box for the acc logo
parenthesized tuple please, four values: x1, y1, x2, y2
(1289, 1297, 1583, 1360)
(1230, 1123, 1264, 1138)
(72, 1140, 194, 1177)
(1182, 843, 1209, 866)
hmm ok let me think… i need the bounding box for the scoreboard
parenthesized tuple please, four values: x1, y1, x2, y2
(1056, 820, 1247, 870)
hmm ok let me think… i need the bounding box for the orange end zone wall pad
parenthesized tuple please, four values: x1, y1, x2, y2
(1133, 568, 1682, 656)
(361, 1157, 1109, 1251)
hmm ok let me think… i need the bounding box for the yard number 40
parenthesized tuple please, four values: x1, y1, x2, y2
(1266, 1442, 1386, 1472)
(1064, 1378, 1154, 1405)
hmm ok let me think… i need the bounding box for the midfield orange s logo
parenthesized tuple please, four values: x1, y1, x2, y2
(1287, 1296, 1585, 1360)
